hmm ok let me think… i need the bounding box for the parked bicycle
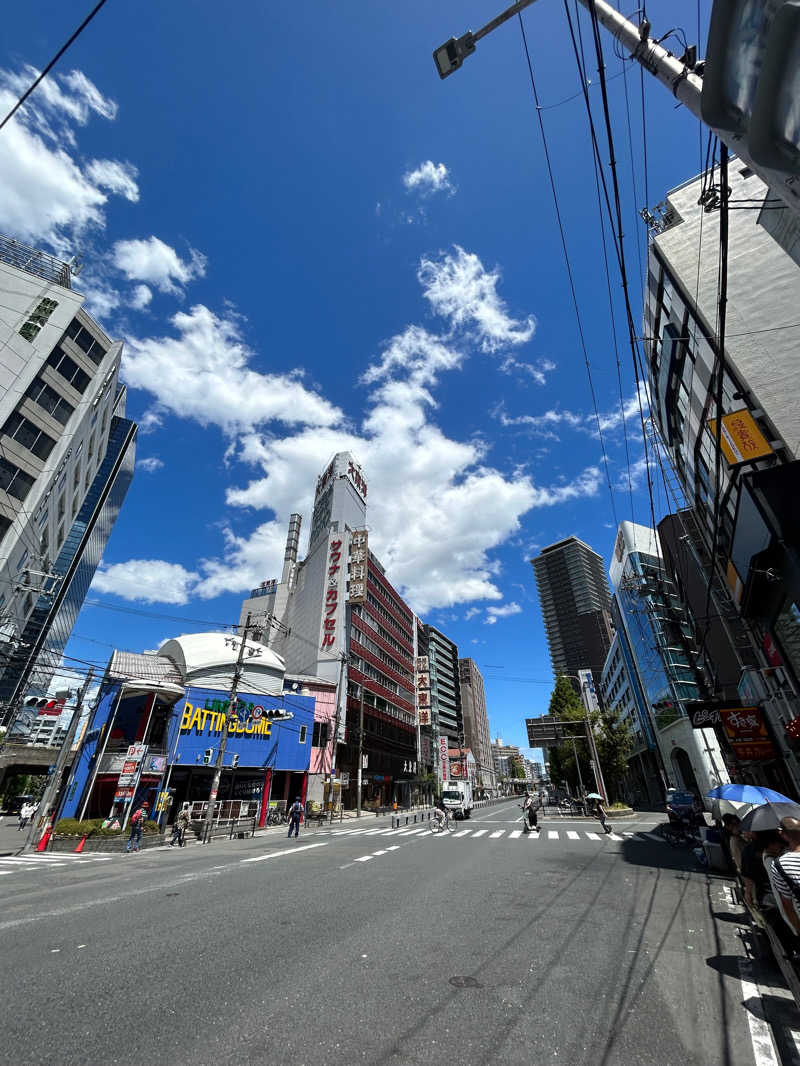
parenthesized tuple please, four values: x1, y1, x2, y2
(265, 807, 288, 827)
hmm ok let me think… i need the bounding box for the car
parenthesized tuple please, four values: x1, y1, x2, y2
(4, 793, 35, 816)
(665, 788, 697, 825)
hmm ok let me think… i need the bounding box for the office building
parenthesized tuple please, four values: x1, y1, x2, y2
(0, 236, 136, 722)
(600, 521, 727, 805)
(646, 165, 800, 793)
(425, 625, 461, 746)
(531, 536, 614, 692)
(458, 657, 496, 795)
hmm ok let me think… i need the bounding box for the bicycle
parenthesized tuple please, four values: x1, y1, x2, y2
(266, 808, 288, 827)
(430, 809, 455, 834)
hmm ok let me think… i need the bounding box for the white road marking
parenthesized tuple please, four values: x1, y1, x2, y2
(738, 958, 780, 1066)
(472, 830, 488, 838)
(0, 871, 11, 876)
(386, 846, 400, 852)
(372, 850, 387, 856)
(608, 833, 624, 842)
(639, 831, 664, 843)
(548, 831, 559, 840)
(354, 855, 372, 862)
(510, 831, 522, 839)
(489, 830, 504, 839)
(240, 842, 328, 863)
(454, 830, 471, 838)
(586, 832, 601, 841)
(567, 831, 580, 840)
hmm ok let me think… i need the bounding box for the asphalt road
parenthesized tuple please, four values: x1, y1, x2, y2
(1, 799, 798, 1066)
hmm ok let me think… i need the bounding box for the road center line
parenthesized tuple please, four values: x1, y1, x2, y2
(240, 843, 328, 863)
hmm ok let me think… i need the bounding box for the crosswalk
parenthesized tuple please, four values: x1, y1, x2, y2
(322, 824, 660, 845)
(0, 853, 114, 877)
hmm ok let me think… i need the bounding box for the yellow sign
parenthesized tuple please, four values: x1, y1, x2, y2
(708, 409, 772, 466)
(179, 700, 273, 738)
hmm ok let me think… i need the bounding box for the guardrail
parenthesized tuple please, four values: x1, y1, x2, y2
(198, 815, 257, 843)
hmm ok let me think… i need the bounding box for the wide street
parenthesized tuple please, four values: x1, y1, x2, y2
(1, 798, 799, 1066)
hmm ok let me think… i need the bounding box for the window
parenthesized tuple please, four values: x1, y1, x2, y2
(0, 514, 12, 542)
(40, 528, 48, 558)
(57, 494, 65, 520)
(72, 492, 79, 518)
(25, 376, 74, 426)
(38, 507, 48, 526)
(16, 549, 28, 572)
(298, 725, 307, 744)
(0, 457, 35, 502)
(87, 433, 95, 461)
(312, 721, 329, 748)
(18, 298, 58, 342)
(46, 348, 91, 393)
(70, 323, 106, 365)
(2, 411, 57, 462)
(56, 522, 64, 547)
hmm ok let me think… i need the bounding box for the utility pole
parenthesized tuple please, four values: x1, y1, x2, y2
(24, 669, 94, 851)
(356, 679, 365, 818)
(327, 651, 347, 821)
(201, 614, 252, 843)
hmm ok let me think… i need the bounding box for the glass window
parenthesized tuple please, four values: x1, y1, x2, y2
(46, 348, 91, 394)
(72, 326, 106, 365)
(0, 457, 35, 501)
(25, 376, 74, 426)
(2, 411, 57, 461)
(298, 725, 307, 744)
(774, 600, 800, 682)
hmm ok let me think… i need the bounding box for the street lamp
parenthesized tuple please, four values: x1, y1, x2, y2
(433, 1, 533, 79)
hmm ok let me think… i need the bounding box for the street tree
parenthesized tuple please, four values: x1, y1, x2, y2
(596, 707, 634, 803)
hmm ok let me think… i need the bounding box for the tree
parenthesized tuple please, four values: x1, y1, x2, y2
(545, 676, 592, 795)
(596, 707, 634, 803)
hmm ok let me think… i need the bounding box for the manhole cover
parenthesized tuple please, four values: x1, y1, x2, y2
(449, 976, 482, 989)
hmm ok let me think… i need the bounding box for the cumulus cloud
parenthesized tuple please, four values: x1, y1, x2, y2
(496, 384, 649, 441)
(129, 284, 152, 310)
(418, 246, 535, 353)
(403, 161, 454, 196)
(112, 236, 206, 294)
(122, 304, 343, 434)
(0, 66, 135, 248)
(499, 356, 556, 384)
(136, 456, 164, 473)
(485, 601, 523, 625)
(464, 607, 481, 620)
(92, 560, 199, 605)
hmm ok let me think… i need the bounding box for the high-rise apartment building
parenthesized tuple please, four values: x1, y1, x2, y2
(0, 236, 136, 723)
(425, 625, 461, 746)
(646, 165, 800, 794)
(241, 453, 419, 808)
(458, 657, 495, 795)
(600, 521, 727, 805)
(531, 536, 614, 692)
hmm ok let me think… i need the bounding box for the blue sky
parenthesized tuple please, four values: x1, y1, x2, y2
(0, 1, 708, 753)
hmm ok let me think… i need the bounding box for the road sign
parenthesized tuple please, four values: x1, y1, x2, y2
(525, 716, 568, 747)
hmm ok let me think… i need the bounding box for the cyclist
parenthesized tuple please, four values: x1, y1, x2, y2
(433, 795, 448, 830)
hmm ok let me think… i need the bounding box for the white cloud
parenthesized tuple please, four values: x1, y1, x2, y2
(85, 159, 139, 202)
(112, 236, 206, 294)
(485, 601, 523, 625)
(0, 67, 134, 248)
(79, 276, 122, 320)
(499, 356, 556, 384)
(122, 304, 343, 435)
(92, 560, 199, 605)
(362, 326, 462, 388)
(129, 284, 152, 310)
(403, 161, 454, 196)
(136, 456, 164, 473)
(418, 246, 535, 353)
(465, 607, 481, 620)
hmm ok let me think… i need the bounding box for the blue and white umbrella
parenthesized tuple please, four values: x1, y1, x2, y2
(706, 783, 794, 805)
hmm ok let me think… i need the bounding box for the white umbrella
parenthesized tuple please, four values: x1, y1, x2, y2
(710, 798, 753, 822)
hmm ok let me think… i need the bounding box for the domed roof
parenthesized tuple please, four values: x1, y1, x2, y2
(158, 632, 285, 680)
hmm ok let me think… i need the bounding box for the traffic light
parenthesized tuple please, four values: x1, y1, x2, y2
(203, 748, 213, 765)
(231, 754, 240, 768)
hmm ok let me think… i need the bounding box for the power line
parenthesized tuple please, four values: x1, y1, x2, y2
(517, 11, 618, 528)
(0, 0, 111, 133)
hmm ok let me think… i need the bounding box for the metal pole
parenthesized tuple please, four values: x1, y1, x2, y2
(570, 735, 585, 798)
(201, 614, 251, 843)
(328, 652, 346, 821)
(356, 682, 365, 818)
(78, 683, 124, 822)
(120, 692, 159, 831)
(155, 701, 184, 828)
(24, 669, 94, 850)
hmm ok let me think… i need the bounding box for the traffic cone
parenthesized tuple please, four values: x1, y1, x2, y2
(36, 825, 52, 852)
(74, 834, 87, 854)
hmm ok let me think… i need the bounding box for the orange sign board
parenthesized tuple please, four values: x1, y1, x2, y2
(708, 409, 772, 466)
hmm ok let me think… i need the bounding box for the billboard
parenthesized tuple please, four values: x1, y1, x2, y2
(348, 530, 368, 604)
(320, 530, 349, 651)
(707, 409, 773, 467)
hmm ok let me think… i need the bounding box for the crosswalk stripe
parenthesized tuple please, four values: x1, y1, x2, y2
(586, 832, 601, 840)
(548, 831, 559, 840)
(510, 830, 522, 839)
(489, 830, 504, 839)
(472, 830, 488, 838)
(567, 831, 580, 840)
(609, 833, 624, 841)
(454, 830, 470, 837)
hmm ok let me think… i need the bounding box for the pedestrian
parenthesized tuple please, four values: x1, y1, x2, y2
(287, 796, 303, 838)
(170, 803, 190, 848)
(18, 801, 34, 831)
(126, 802, 149, 853)
(594, 798, 611, 834)
(721, 813, 745, 872)
(772, 817, 800, 940)
(521, 790, 538, 833)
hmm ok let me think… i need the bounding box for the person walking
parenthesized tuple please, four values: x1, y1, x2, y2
(126, 802, 149, 853)
(521, 790, 539, 833)
(594, 798, 611, 834)
(772, 817, 800, 940)
(170, 803, 190, 848)
(287, 796, 303, 839)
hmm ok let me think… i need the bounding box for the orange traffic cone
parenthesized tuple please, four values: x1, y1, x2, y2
(36, 824, 53, 852)
(74, 834, 87, 854)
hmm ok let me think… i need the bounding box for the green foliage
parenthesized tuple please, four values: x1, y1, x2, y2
(595, 707, 635, 804)
(545, 676, 592, 792)
(547, 675, 585, 720)
(54, 817, 163, 837)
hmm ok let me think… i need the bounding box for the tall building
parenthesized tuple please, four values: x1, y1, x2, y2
(240, 453, 419, 808)
(646, 165, 800, 794)
(425, 625, 461, 746)
(0, 236, 136, 723)
(531, 536, 614, 691)
(600, 521, 727, 805)
(458, 657, 495, 795)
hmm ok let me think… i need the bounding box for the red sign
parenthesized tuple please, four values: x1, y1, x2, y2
(763, 633, 783, 668)
(720, 706, 776, 761)
(321, 538, 343, 650)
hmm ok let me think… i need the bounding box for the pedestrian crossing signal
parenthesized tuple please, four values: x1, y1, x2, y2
(203, 748, 213, 765)
(231, 754, 240, 767)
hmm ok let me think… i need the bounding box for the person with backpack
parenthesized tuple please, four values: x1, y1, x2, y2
(126, 802, 149, 853)
(287, 796, 303, 838)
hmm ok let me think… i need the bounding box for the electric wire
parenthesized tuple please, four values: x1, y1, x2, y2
(0, 0, 111, 133)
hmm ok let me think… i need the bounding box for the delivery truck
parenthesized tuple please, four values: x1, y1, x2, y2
(441, 780, 473, 819)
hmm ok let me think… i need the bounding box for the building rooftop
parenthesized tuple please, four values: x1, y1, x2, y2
(0, 234, 72, 288)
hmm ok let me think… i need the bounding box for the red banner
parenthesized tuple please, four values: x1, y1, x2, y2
(720, 706, 776, 761)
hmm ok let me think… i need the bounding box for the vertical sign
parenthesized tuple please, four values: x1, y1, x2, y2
(577, 669, 599, 713)
(439, 735, 449, 783)
(416, 655, 431, 726)
(320, 531, 349, 651)
(348, 529, 368, 604)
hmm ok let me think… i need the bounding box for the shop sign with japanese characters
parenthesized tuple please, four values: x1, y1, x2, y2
(720, 705, 776, 761)
(320, 531, 348, 651)
(348, 529, 368, 604)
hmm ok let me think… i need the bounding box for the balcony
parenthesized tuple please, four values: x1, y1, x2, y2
(0, 234, 71, 288)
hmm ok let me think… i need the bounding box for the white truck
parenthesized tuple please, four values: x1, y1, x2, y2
(441, 780, 473, 819)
